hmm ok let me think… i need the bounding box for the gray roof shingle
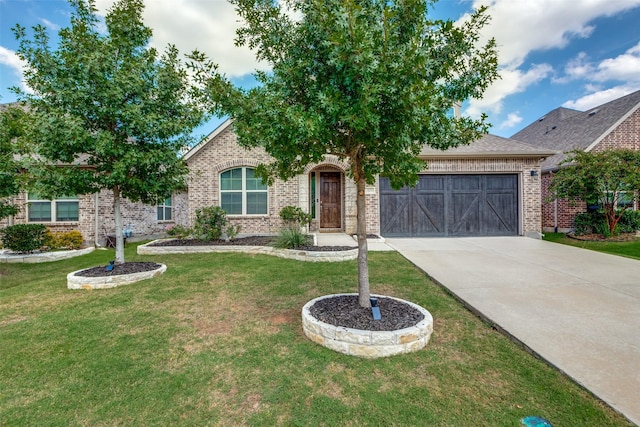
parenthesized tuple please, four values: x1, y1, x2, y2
(510, 89, 640, 171)
(419, 133, 555, 158)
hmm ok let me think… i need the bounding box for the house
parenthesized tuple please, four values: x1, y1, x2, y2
(0, 189, 187, 246)
(183, 119, 553, 238)
(511, 89, 640, 232)
(2, 115, 553, 244)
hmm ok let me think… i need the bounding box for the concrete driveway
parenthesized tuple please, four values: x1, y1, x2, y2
(385, 236, 640, 426)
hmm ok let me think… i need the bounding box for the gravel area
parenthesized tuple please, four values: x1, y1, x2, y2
(149, 236, 356, 252)
(74, 262, 162, 277)
(309, 294, 425, 331)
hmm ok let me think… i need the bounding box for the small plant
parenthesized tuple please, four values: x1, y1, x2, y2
(166, 224, 193, 239)
(275, 226, 310, 249)
(0, 224, 48, 253)
(279, 206, 312, 228)
(194, 206, 228, 240)
(225, 224, 241, 241)
(43, 230, 84, 250)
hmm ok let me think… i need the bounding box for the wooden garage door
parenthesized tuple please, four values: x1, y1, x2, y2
(380, 174, 519, 237)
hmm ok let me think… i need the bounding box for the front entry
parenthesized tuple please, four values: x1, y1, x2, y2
(320, 172, 342, 229)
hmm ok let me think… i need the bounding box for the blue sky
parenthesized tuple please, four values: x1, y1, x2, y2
(1, 0, 640, 139)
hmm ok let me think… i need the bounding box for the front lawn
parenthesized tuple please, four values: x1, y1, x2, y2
(543, 232, 640, 260)
(0, 243, 631, 426)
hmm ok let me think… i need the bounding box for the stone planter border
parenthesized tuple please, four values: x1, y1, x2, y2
(302, 293, 433, 358)
(137, 239, 358, 262)
(67, 263, 167, 290)
(0, 247, 95, 264)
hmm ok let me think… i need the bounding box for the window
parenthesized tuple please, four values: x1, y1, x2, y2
(220, 167, 268, 215)
(27, 193, 79, 222)
(157, 197, 172, 221)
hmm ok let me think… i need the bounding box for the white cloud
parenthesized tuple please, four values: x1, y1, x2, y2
(465, 63, 553, 118)
(39, 18, 60, 31)
(0, 46, 29, 93)
(562, 84, 640, 110)
(93, 0, 266, 77)
(498, 112, 523, 129)
(594, 41, 640, 82)
(553, 52, 594, 83)
(459, 0, 640, 117)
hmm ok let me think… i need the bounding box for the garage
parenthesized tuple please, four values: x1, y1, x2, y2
(380, 174, 519, 237)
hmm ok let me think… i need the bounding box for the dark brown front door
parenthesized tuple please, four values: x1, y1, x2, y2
(320, 172, 341, 229)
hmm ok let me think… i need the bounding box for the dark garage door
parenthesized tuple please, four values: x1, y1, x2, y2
(380, 174, 519, 237)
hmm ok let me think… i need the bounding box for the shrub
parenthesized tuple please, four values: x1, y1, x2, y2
(279, 206, 312, 228)
(617, 210, 640, 233)
(194, 206, 228, 240)
(44, 230, 84, 250)
(225, 224, 241, 241)
(574, 210, 640, 236)
(0, 224, 48, 253)
(275, 226, 310, 249)
(166, 224, 193, 239)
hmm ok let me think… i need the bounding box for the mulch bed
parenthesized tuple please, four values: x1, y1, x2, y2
(310, 294, 425, 331)
(568, 232, 639, 242)
(149, 235, 356, 252)
(74, 262, 162, 277)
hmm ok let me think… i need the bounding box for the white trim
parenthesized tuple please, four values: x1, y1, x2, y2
(584, 101, 640, 153)
(220, 166, 268, 216)
(26, 193, 79, 223)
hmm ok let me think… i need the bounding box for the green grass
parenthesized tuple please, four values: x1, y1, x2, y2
(543, 232, 640, 260)
(0, 244, 632, 426)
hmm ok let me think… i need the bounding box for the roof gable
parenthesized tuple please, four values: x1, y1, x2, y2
(510, 89, 640, 170)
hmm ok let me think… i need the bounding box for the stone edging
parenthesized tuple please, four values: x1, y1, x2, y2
(302, 293, 433, 358)
(0, 247, 95, 264)
(137, 240, 358, 262)
(67, 263, 167, 290)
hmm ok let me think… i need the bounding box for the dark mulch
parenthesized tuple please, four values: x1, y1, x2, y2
(150, 236, 356, 252)
(74, 262, 162, 277)
(568, 232, 639, 242)
(310, 294, 425, 331)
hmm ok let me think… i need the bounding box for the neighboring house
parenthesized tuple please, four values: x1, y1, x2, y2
(184, 119, 553, 238)
(511, 89, 640, 232)
(0, 189, 187, 246)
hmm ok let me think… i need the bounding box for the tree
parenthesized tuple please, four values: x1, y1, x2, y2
(12, 0, 207, 263)
(549, 149, 640, 235)
(191, 0, 498, 307)
(0, 104, 31, 221)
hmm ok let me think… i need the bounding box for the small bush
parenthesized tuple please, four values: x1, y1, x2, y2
(166, 224, 193, 239)
(279, 206, 312, 228)
(275, 226, 310, 249)
(0, 224, 48, 253)
(617, 210, 640, 233)
(573, 212, 606, 235)
(225, 224, 241, 241)
(44, 230, 84, 250)
(194, 206, 228, 240)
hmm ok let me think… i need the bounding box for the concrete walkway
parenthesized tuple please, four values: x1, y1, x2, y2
(384, 236, 640, 426)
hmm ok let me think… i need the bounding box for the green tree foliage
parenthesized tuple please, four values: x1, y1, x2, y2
(0, 104, 31, 220)
(191, 0, 498, 306)
(12, 0, 207, 263)
(549, 149, 640, 236)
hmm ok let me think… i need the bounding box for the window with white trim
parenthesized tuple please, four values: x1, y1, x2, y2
(220, 167, 268, 215)
(27, 193, 79, 222)
(157, 197, 172, 221)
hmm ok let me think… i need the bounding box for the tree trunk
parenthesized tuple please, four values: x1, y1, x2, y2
(356, 176, 371, 308)
(113, 187, 125, 264)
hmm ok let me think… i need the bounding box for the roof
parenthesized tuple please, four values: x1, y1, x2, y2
(419, 133, 555, 159)
(183, 119, 233, 162)
(510, 89, 640, 171)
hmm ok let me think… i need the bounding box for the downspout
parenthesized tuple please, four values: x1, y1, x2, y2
(94, 192, 100, 247)
(554, 198, 558, 233)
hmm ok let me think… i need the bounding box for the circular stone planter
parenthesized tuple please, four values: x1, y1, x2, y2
(302, 293, 433, 358)
(67, 263, 167, 290)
